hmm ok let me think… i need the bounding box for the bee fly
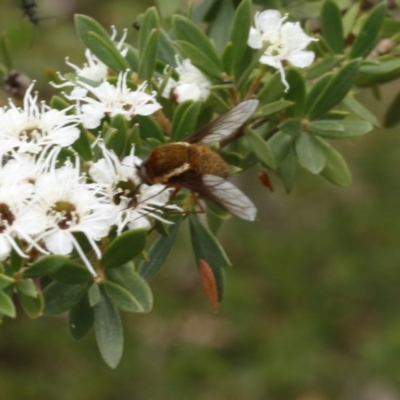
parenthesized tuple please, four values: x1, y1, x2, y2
(138, 100, 259, 221)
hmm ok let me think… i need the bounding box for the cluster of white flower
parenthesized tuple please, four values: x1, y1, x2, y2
(0, 11, 316, 275)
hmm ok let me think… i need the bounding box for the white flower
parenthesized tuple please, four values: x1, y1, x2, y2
(67, 71, 162, 129)
(161, 56, 211, 103)
(33, 158, 116, 275)
(0, 176, 46, 260)
(54, 26, 128, 93)
(248, 10, 317, 91)
(0, 83, 80, 153)
(89, 144, 180, 234)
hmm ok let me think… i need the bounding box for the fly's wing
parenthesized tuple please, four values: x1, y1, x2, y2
(185, 99, 259, 144)
(202, 175, 257, 221)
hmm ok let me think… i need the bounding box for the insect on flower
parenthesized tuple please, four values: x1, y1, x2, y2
(138, 100, 259, 221)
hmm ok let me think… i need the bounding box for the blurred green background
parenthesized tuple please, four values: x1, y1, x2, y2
(2, 0, 400, 399)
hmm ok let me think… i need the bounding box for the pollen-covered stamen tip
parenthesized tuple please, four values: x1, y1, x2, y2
(50, 201, 79, 230)
(0, 203, 15, 232)
(114, 179, 139, 207)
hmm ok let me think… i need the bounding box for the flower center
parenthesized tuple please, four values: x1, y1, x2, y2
(20, 125, 43, 142)
(50, 201, 79, 229)
(114, 180, 139, 208)
(0, 203, 15, 232)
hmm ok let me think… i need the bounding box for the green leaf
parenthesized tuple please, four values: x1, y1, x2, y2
(138, 7, 160, 53)
(50, 95, 71, 111)
(321, 0, 344, 54)
(189, 215, 230, 302)
(304, 73, 333, 113)
(316, 137, 352, 186)
(74, 15, 129, 72)
(350, 3, 387, 59)
(88, 283, 101, 307)
(101, 229, 147, 269)
(357, 59, 400, 87)
(267, 131, 294, 164)
(174, 41, 222, 79)
(258, 73, 285, 104)
(230, 0, 252, 80)
(307, 59, 361, 120)
(72, 128, 93, 161)
(0, 291, 15, 318)
(125, 44, 139, 72)
(108, 264, 153, 312)
(295, 132, 326, 174)
(0, 273, 15, 290)
(155, 0, 181, 18)
(43, 282, 88, 316)
(139, 222, 180, 281)
(17, 289, 43, 318)
(138, 29, 160, 83)
(51, 262, 93, 284)
(307, 119, 373, 138)
(69, 295, 94, 339)
(94, 288, 123, 369)
(343, 3, 359, 38)
(305, 56, 343, 80)
(280, 119, 302, 137)
(16, 279, 38, 297)
(158, 29, 177, 66)
(246, 129, 276, 169)
(22, 255, 68, 279)
(285, 69, 306, 118)
(103, 278, 150, 313)
(279, 151, 297, 193)
(255, 100, 294, 118)
(107, 114, 128, 157)
(222, 42, 233, 74)
(172, 15, 221, 68)
(134, 115, 166, 143)
(384, 91, 400, 128)
(171, 101, 201, 142)
(10, 246, 24, 272)
(209, 0, 235, 54)
(343, 96, 380, 127)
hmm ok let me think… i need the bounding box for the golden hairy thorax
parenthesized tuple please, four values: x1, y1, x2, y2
(144, 142, 230, 184)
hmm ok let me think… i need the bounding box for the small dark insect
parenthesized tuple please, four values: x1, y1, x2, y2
(3, 70, 32, 99)
(138, 100, 259, 221)
(21, 0, 40, 25)
(132, 21, 141, 30)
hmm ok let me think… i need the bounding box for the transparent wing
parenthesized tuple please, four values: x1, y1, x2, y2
(185, 99, 259, 144)
(202, 175, 257, 221)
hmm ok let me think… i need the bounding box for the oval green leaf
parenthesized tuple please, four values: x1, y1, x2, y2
(43, 282, 88, 316)
(307, 59, 361, 120)
(295, 132, 326, 174)
(74, 15, 129, 72)
(321, 0, 344, 54)
(0, 291, 16, 318)
(246, 128, 276, 169)
(107, 264, 152, 313)
(316, 137, 352, 186)
(101, 228, 147, 269)
(23, 255, 69, 279)
(308, 120, 373, 138)
(51, 262, 93, 285)
(139, 221, 180, 281)
(69, 295, 94, 340)
(172, 15, 221, 68)
(350, 3, 387, 59)
(94, 288, 123, 369)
